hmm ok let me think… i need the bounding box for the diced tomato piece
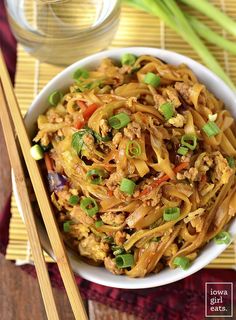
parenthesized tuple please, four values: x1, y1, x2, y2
(83, 103, 99, 121)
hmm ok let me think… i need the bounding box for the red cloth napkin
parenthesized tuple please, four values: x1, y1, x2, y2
(1, 2, 235, 319)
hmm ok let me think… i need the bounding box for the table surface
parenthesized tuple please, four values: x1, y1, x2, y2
(0, 122, 140, 320)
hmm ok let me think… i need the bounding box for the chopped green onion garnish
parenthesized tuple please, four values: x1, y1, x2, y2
(151, 237, 161, 242)
(73, 68, 89, 80)
(95, 220, 104, 228)
(160, 102, 174, 120)
(125, 141, 142, 158)
(202, 121, 221, 137)
(63, 221, 71, 233)
(86, 169, 106, 185)
(80, 197, 99, 217)
(121, 53, 137, 66)
(108, 113, 131, 129)
(177, 146, 189, 156)
(181, 134, 198, 150)
(144, 72, 161, 87)
(115, 254, 134, 268)
(112, 245, 126, 256)
(120, 178, 136, 195)
(173, 256, 191, 270)
(30, 144, 44, 160)
(163, 207, 180, 221)
(69, 195, 79, 206)
(227, 157, 235, 168)
(214, 231, 231, 244)
(48, 90, 63, 106)
(103, 236, 113, 243)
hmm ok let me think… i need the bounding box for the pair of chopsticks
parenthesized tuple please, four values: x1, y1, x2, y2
(0, 50, 88, 320)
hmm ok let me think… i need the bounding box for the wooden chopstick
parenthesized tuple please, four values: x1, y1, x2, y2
(0, 50, 88, 320)
(0, 82, 60, 320)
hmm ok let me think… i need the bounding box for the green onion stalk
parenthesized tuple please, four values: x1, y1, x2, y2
(180, 0, 236, 37)
(185, 14, 236, 55)
(123, 0, 236, 90)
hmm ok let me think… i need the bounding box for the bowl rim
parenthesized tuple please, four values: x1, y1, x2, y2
(13, 47, 236, 289)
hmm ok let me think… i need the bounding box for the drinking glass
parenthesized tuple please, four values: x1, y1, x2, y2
(5, 0, 121, 65)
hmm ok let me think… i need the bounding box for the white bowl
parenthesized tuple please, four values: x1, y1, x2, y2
(14, 47, 236, 289)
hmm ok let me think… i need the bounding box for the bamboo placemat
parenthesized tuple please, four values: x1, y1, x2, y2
(6, 2, 236, 269)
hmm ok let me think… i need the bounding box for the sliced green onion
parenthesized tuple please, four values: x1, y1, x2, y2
(173, 256, 191, 270)
(80, 197, 99, 217)
(151, 237, 161, 242)
(126, 141, 142, 158)
(163, 207, 180, 221)
(69, 195, 79, 206)
(121, 53, 137, 66)
(120, 178, 136, 195)
(115, 254, 134, 268)
(63, 221, 71, 233)
(181, 134, 198, 150)
(160, 102, 174, 120)
(177, 146, 189, 156)
(112, 245, 125, 256)
(103, 236, 114, 243)
(108, 113, 131, 129)
(73, 68, 89, 80)
(202, 121, 221, 137)
(214, 231, 231, 244)
(144, 72, 161, 87)
(48, 90, 63, 106)
(30, 144, 44, 160)
(95, 220, 104, 228)
(86, 169, 106, 185)
(227, 157, 235, 168)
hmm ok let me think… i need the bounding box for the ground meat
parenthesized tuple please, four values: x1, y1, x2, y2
(69, 224, 90, 240)
(190, 216, 204, 233)
(164, 87, 181, 108)
(213, 152, 233, 184)
(127, 97, 138, 108)
(168, 113, 186, 128)
(177, 167, 198, 181)
(79, 234, 107, 262)
(123, 121, 142, 140)
(104, 257, 124, 275)
(70, 206, 94, 226)
(175, 82, 193, 105)
(163, 243, 178, 257)
(40, 133, 50, 146)
(47, 113, 64, 123)
(115, 107, 132, 115)
(100, 212, 126, 226)
(106, 170, 124, 189)
(112, 132, 122, 146)
(203, 155, 214, 167)
(64, 114, 74, 125)
(114, 231, 127, 246)
(154, 93, 166, 108)
(175, 183, 193, 197)
(83, 133, 95, 150)
(99, 119, 110, 137)
(144, 192, 162, 207)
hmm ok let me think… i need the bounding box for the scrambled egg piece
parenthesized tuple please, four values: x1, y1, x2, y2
(78, 234, 107, 262)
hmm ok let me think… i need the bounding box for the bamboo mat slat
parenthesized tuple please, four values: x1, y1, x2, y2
(6, 2, 236, 269)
